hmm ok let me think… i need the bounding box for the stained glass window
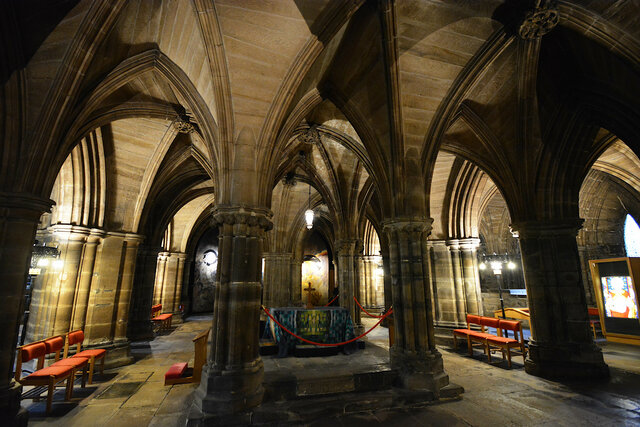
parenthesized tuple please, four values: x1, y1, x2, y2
(624, 214, 640, 257)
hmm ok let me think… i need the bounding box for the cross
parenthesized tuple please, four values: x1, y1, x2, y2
(303, 282, 316, 308)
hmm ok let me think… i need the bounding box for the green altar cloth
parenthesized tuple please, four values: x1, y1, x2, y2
(263, 307, 356, 354)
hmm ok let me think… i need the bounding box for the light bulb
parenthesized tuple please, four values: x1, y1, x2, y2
(37, 258, 49, 267)
(507, 261, 516, 270)
(305, 209, 314, 229)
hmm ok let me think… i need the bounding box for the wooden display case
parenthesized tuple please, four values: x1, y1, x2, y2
(589, 257, 640, 345)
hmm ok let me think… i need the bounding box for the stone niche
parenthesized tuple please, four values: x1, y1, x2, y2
(191, 227, 219, 313)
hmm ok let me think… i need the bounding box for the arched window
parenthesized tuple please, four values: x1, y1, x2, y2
(624, 214, 640, 257)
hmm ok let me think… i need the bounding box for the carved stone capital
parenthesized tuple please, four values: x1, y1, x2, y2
(446, 237, 481, 251)
(335, 238, 362, 256)
(510, 218, 584, 239)
(211, 205, 273, 232)
(518, 4, 559, 40)
(382, 218, 434, 238)
(0, 192, 53, 221)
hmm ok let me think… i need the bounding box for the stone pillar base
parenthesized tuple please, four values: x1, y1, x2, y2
(525, 341, 609, 379)
(190, 361, 264, 419)
(128, 321, 155, 342)
(390, 347, 452, 397)
(0, 381, 28, 427)
(91, 339, 134, 369)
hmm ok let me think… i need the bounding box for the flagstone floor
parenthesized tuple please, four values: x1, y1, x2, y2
(22, 315, 640, 426)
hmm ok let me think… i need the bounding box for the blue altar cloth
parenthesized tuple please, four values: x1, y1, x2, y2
(263, 306, 356, 356)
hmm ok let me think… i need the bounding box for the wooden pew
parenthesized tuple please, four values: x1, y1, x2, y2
(63, 330, 107, 384)
(164, 328, 210, 385)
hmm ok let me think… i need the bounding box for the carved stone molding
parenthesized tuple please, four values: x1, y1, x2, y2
(335, 238, 363, 256)
(510, 218, 584, 239)
(300, 125, 321, 145)
(211, 205, 273, 232)
(518, 4, 559, 40)
(173, 118, 196, 134)
(382, 218, 434, 237)
(0, 192, 53, 221)
(445, 237, 481, 251)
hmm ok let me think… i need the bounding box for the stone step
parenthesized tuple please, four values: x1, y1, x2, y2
(263, 367, 398, 401)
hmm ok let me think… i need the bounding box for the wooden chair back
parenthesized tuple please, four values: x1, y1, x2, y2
(43, 335, 66, 362)
(498, 319, 523, 343)
(15, 342, 47, 381)
(192, 328, 210, 383)
(151, 304, 162, 317)
(63, 330, 85, 358)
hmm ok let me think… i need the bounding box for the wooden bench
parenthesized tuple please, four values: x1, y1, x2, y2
(453, 314, 500, 357)
(486, 319, 527, 368)
(15, 337, 86, 414)
(588, 307, 601, 339)
(63, 330, 106, 384)
(453, 314, 527, 368)
(164, 328, 210, 385)
(152, 304, 173, 331)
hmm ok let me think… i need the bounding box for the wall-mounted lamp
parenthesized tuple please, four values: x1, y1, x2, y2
(203, 249, 218, 267)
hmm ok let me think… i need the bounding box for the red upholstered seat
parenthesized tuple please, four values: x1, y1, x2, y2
(153, 313, 172, 321)
(479, 316, 500, 328)
(498, 319, 521, 331)
(26, 365, 73, 379)
(487, 336, 517, 344)
(53, 357, 88, 368)
(165, 362, 188, 380)
(73, 349, 107, 358)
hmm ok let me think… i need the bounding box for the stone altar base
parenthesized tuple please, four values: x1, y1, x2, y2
(188, 361, 463, 426)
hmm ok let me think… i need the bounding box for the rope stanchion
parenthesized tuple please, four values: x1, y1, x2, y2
(353, 296, 387, 318)
(324, 294, 340, 307)
(262, 305, 393, 347)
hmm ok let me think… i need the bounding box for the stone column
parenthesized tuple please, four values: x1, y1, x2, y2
(290, 256, 302, 304)
(128, 245, 161, 341)
(510, 219, 608, 378)
(0, 193, 52, 426)
(458, 238, 483, 316)
(191, 206, 272, 421)
(49, 225, 90, 336)
(382, 219, 452, 395)
(336, 239, 362, 332)
(175, 253, 187, 314)
(380, 245, 393, 314)
(70, 229, 104, 331)
(114, 234, 143, 343)
(153, 252, 169, 305)
(263, 252, 293, 308)
(427, 240, 457, 327)
(446, 241, 467, 325)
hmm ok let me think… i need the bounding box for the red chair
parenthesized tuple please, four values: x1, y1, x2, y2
(15, 341, 75, 414)
(486, 319, 527, 368)
(151, 304, 173, 331)
(44, 336, 88, 388)
(588, 307, 602, 339)
(63, 330, 106, 384)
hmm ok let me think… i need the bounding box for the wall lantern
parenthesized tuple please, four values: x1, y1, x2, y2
(203, 249, 218, 267)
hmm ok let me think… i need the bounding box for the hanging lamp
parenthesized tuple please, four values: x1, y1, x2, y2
(305, 184, 314, 230)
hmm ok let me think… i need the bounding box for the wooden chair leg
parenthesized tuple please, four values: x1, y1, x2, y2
(47, 382, 55, 414)
(507, 346, 512, 368)
(592, 324, 597, 340)
(88, 357, 95, 384)
(467, 336, 473, 356)
(100, 356, 105, 375)
(81, 365, 87, 388)
(453, 335, 458, 350)
(65, 375, 74, 400)
(486, 343, 492, 362)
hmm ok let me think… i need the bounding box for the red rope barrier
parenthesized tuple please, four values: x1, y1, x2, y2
(262, 305, 393, 347)
(353, 296, 387, 318)
(324, 294, 340, 307)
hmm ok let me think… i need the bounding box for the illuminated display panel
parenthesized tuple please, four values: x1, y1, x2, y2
(601, 276, 639, 319)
